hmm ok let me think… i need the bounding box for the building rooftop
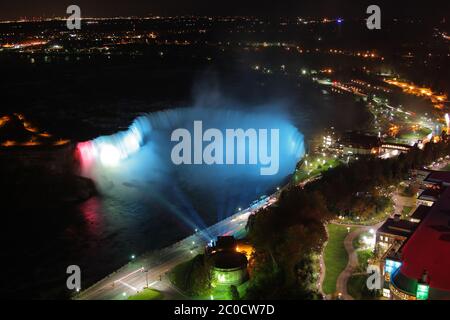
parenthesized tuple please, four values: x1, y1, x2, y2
(212, 251, 248, 269)
(339, 131, 381, 149)
(378, 218, 417, 239)
(410, 205, 431, 222)
(418, 187, 442, 201)
(215, 236, 237, 251)
(424, 171, 450, 185)
(399, 187, 450, 292)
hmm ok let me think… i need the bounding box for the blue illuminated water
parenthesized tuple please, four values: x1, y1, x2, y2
(79, 106, 305, 234)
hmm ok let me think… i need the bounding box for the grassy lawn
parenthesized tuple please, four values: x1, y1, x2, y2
(195, 281, 250, 300)
(402, 206, 413, 216)
(399, 127, 432, 141)
(128, 288, 163, 300)
(293, 157, 340, 184)
(322, 224, 355, 294)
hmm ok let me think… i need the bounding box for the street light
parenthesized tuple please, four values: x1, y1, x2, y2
(143, 269, 149, 288)
(131, 254, 136, 260)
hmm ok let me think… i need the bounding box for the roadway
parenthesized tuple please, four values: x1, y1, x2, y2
(76, 195, 277, 300)
(77, 168, 329, 300)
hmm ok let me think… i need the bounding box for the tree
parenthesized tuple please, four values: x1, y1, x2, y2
(185, 255, 212, 296)
(246, 139, 449, 299)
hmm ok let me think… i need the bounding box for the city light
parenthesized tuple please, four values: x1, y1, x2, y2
(416, 284, 429, 300)
(4, 8, 449, 304)
(384, 259, 402, 275)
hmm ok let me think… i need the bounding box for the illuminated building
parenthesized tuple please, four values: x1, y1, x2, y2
(208, 236, 249, 287)
(322, 127, 337, 150)
(211, 251, 248, 287)
(423, 170, 450, 187)
(408, 205, 430, 224)
(417, 187, 441, 207)
(380, 143, 411, 154)
(376, 215, 417, 257)
(338, 131, 381, 156)
(377, 172, 450, 299)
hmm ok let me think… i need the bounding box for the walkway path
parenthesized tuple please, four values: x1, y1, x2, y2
(317, 225, 328, 299)
(335, 221, 383, 300)
(335, 226, 367, 300)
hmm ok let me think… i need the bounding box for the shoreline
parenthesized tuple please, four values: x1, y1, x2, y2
(76, 188, 282, 300)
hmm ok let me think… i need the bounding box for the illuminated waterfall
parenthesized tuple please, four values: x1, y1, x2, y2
(76, 106, 306, 232)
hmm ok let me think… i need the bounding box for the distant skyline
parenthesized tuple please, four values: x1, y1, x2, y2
(0, 0, 448, 21)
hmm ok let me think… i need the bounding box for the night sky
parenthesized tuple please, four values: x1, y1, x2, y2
(0, 0, 448, 21)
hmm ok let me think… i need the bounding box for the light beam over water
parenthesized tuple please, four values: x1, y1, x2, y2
(77, 106, 305, 234)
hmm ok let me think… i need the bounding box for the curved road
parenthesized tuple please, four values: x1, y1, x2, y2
(77, 176, 320, 300)
(76, 195, 279, 300)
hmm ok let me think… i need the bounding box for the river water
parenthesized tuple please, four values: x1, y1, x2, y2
(2, 85, 370, 299)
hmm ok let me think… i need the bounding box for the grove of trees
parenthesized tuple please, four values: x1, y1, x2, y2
(245, 139, 450, 299)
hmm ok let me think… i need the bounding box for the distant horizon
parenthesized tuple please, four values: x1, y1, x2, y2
(0, 0, 448, 22)
(0, 14, 445, 24)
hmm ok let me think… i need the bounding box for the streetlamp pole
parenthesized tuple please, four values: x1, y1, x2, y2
(144, 270, 149, 288)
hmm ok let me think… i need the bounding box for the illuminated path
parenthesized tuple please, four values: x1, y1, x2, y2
(76, 195, 277, 300)
(335, 226, 367, 300)
(335, 222, 383, 300)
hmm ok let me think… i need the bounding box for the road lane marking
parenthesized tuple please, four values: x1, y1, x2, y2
(113, 267, 144, 284)
(118, 280, 138, 291)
